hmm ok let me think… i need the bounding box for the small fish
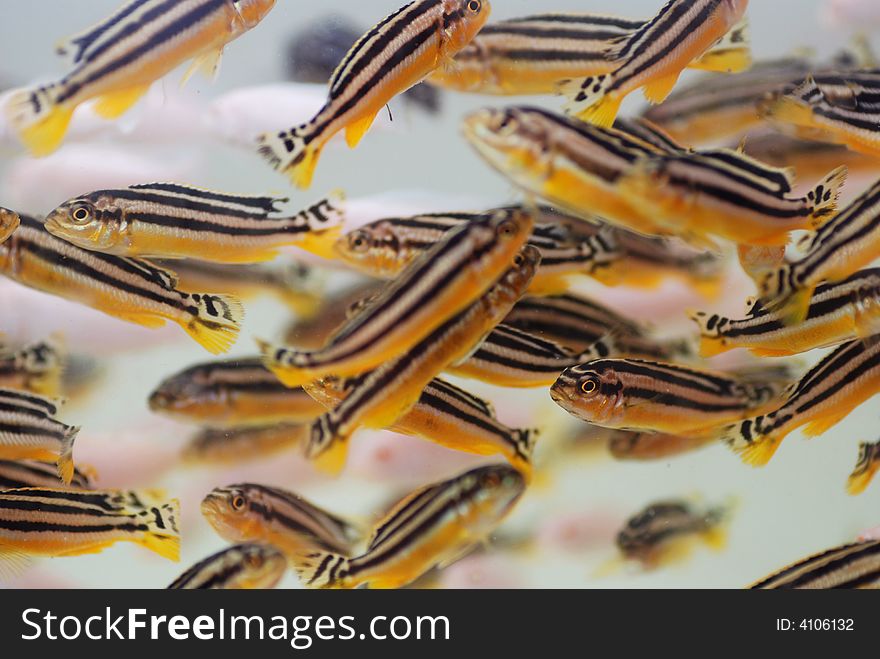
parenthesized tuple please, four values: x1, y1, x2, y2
(561, 0, 750, 127)
(691, 269, 880, 357)
(617, 499, 728, 567)
(257, 0, 490, 188)
(0, 213, 244, 355)
(183, 424, 308, 465)
(723, 336, 880, 466)
(261, 208, 533, 387)
(848, 440, 880, 495)
(0, 339, 64, 397)
(750, 539, 880, 589)
(44, 184, 345, 262)
(0, 388, 79, 485)
(5, 0, 278, 156)
(430, 13, 749, 96)
(551, 359, 784, 438)
(168, 544, 288, 590)
(0, 207, 20, 244)
(762, 69, 880, 159)
(0, 460, 93, 491)
(759, 178, 880, 323)
(0, 488, 180, 569)
(608, 431, 716, 461)
(294, 464, 525, 589)
(334, 207, 619, 295)
(149, 358, 324, 428)
(304, 246, 539, 474)
(305, 375, 535, 475)
(201, 484, 362, 559)
(155, 259, 322, 317)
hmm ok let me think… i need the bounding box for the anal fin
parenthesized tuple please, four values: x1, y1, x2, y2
(345, 112, 379, 148)
(92, 84, 151, 120)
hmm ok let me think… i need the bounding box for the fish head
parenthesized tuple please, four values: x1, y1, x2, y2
(301, 375, 349, 408)
(495, 244, 541, 303)
(201, 484, 263, 543)
(44, 192, 127, 252)
(334, 222, 406, 277)
(461, 464, 527, 531)
(462, 107, 553, 179)
(550, 361, 625, 426)
(148, 365, 227, 418)
(0, 207, 20, 244)
(442, 0, 492, 52)
(616, 501, 695, 558)
(489, 206, 535, 251)
(234, 544, 288, 589)
(232, 0, 278, 29)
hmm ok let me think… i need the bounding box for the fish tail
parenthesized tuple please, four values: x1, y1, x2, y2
(257, 124, 322, 190)
(4, 85, 74, 157)
(294, 551, 350, 589)
(762, 93, 815, 128)
(136, 496, 181, 562)
(57, 425, 80, 485)
(510, 428, 538, 478)
(182, 293, 244, 355)
(776, 286, 813, 326)
(257, 339, 310, 387)
(721, 419, 783, 467)
(559, 74, 619, 128)
(305, 416, 349, 476)
(288, 192, 347, 259)
(847, 442, 880, 496)
(687, 310, 731, 357)
(808, 166, 848, 228)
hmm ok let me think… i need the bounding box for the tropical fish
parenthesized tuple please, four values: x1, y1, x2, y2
(723, 336, 880, 466)
(257, 0, 491, 188)
(0, 460, 93, 491)
(750, 539, 880, 589)
(183, 424, 308, 465)
(561, 0, 750, 127)
(304, 246, 538, 474)
(261, 208, 532, 387)
(294, 464, 525, 589)
(0, 213, 244, 355)
(0, 488, 180, 568)
(168, 543, 287, 589)
(201, 483, 362, 558)
(691, 268, 880, 357)
(0, 339, 64, 397)
(44, 183, 345, 262)
(5, 0, 278, 156)
(848, 440, 880, 495)
(149, 358, 324, 428)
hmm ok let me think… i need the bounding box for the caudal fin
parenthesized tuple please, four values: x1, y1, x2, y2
(135, 495, 181, 562)
(721, 419, 783, 467)
(257, 124, 322, 190)
(687, 310, 732, 357)
(294, 551, 350, 589)
(305, 416, 350, 476)
(257, 339, 311, 388)
(559, 74, 620, 127)
(509, 428, 538, 481)
(56, 425, 80, 485)
(288, 191, 347, 259)
(5, 86, 74, 157)
(807, 166, 848, 228)
(847, 441, 880, 496)
(182, 293, 244, 355)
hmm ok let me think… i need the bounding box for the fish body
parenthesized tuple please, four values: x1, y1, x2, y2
(691, 268, 880, 357)
(0, 214, 244, 355)
(0, 340, 64, 397)
(168, 543, 287, 589)
(257, 0, 491, 188)
(183, 424, 308, 465)
(304, 246, 539, 474)
(5, 0, 277, 156)
(0, 488, 180, 564)
(262, 208, 532, 387)
(149, 358, 324, 427)
(0, 460, 93, 491)
(44, 183, 344, 263)
(848, 440, 880, 495)
(201, 484, 362, 559)
(294, 464, 525, 589)
(750, 540, 880, 589)
(562, 0, 750, 127)
(723, 337, 880, 466)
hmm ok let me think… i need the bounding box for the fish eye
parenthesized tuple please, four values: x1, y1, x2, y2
(70, 204, 92, 224)
(580, 377, 600, 395)
(230, 494, 247, 511)
(247, 553, 264, 569)
(482, 472, 501, 488)
(348, 231, 370, 253)
(497, 220, 517, 239)
(513, 253, 524, 267)
(467, 0, 482, 13)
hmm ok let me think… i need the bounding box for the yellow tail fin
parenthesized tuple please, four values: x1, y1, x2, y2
(293, 551, 349, 588)
(559, 74, 620, 127)
(295, 224, 344, 260)
(5, 87, 74, 157)
(56, 425, 79, 485)
(257, 126, 322, 190)
(182, 294, 244, 355)
(257, 339, 311, 388)
(808, 165, 848, 228)
(305, 417, 350, 476)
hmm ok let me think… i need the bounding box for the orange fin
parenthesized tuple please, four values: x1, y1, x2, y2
(181, 48, 223, 86)
(643, 73, 681, 104)
(181, 294, 244, 355)
(345, 112, 378, 148)
(802, 411, 849, 438)
(5, 88, 75, 157)
(559, 74, 620, 127)
(92, 84, 151, 120)
(111, 311, 167, 329)
(0, 546, 34, 582)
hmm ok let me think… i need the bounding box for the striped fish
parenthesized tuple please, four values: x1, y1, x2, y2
(44, 184, 345, 262)
(5, 0, 277, 156)
(550, 358, 785, 437)
(334, 207, 620, 295)
(617, 500, 728, 566)
(0, 460, 93, 491)
(0, 339, 64, 397)
(294, 464, 525, 589)
(0, 388, 79, 485)
(848, 440, 880, 495)
(201, 484, 362, 559)
(561, 0, 750, 127)
(261, 208, 533, 387)
(503, 294, 692, 360)
(608, 431, 717, 461)
(0, 214, 244, 355)
(305, 375, 536, 475)
(168, 544, 287, 590)
(429, 13, 749, 95)
(691, 268, 880, 357)
(257, 0, 491, 189)
(762, 68, 880, 159)
(750, 540, 880, 589)
(0, 488, 180, 566)
(149, 358, 324, 428)
(759, 178, 880, 323)
(183, 424, 308, 465)
(304, 246, 539, 474)
(0, 207, 20, 245)
(722, 336, 880, 466)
